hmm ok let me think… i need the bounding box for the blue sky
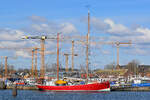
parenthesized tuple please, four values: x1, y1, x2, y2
(0, 0, 150, 70)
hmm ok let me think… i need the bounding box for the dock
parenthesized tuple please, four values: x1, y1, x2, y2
(111, 86, 150, 91)
(7, 85, 38, 90)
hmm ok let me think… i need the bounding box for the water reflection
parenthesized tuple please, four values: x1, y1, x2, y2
(38, 90, 110, 94)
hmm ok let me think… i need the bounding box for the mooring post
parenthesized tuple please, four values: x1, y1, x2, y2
(12, 82, 17, 96)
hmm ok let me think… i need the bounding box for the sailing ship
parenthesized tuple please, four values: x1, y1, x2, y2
(36, 11, 110, 91)
(37, 80, 110, 91)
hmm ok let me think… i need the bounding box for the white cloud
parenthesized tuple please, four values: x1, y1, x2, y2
(91, 17, 109, 32)
(29, 15, 47, 23)
(0, 41, 26, 48)
(101, 50, 110, 55)
(104, 19, 130, 34)
(28, 15, 78, 34)
(0, 28, 24, 40)
(31, 22, 77, 34)
(135, 27, 150, 42)
(90, 17, 150, 44)
(90, 17, 131, 35)
(0, 28, 42, 58)
(60, 23, 77, 34)
(15, 50, 31, 58)
(124, 47, 148, 55)
(88, 17, 150, 55)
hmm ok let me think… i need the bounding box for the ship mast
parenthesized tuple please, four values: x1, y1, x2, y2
(72, 40, 74, 72)
(86, 10, 90, 83)
(57, 33, 60, 80)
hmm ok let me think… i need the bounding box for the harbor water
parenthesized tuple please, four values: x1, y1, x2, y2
(0, 90, 150, 100)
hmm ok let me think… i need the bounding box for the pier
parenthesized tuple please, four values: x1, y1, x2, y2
(111, 86, 150, 91)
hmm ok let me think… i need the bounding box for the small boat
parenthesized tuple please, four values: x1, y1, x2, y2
(16, 82, 25, 85)
(37, 81, 110, 91)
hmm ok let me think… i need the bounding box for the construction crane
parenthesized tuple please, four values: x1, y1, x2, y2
(62, 40, 78, 72)
(31, 47, 39, 78)
(87, 40, 132, 69)
(0, 47, 40, 78)
(14, 47, 39, 79)
(22, 35, 57, 79)
(64, 53, 78, 73)
(0, 56, 17, 78)
(71, 40, 79, 72)
(34, 47, 39, 79)
(113, 41, 132, 69)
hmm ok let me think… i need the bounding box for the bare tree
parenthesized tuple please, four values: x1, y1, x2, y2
(104, 62, 116, 70)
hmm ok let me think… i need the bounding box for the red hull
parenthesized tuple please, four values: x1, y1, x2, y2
(37, 81, 110, 91)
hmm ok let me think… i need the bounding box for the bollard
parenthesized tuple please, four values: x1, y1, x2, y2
(12, 83, 17, 97)
(2, 81, 6, 89)
(0, 81, 6, 89)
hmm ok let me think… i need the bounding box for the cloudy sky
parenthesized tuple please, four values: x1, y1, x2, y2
(0, 0, 150, 70)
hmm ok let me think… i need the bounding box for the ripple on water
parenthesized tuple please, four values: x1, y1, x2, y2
(0, 90, 150, 100)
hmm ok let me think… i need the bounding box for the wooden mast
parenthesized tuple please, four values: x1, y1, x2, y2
(57, 33, 60, 80)
(34, 48, 38, 78)
(31, 49, 34, 78)
(86, 10, 90, 83)
(4, 56, 8, 78)
(72, 40, 74, 72)
(40, 37, 45, 78)
(1, 57, 3, 77)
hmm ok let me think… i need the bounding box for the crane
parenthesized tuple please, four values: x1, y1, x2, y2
(31, 47, 39, 78)
(14, 47, 39, 78)
(0, 56, 17, 78)
(63, 40, 79, 72)
(71, 40, 79, 72)
(0, 47, 40, 78)
(34, 47, 39, 79)
(76, 39, 132, 70)
(113, 41, 132, 69)
(88, 41, 132, 69)
(22, 35, 58, 79)
(64, 53, 78, 73)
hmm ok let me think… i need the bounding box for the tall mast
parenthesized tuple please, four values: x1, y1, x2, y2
(40, 38, 45, 78)
(57, 33, 60, 80)
(4, 56, 8, 78)
(1, 57, 3, 77)
(31, 49, 34, 78)
(72, 40, 74, 72)
(86, 10, 90, 83)
(34, 48, 38, 78)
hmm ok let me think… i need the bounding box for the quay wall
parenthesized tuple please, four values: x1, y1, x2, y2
(111, 86, 150, 91)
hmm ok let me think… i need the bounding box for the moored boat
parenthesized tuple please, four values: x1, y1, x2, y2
(37, 81, 110, 91)
(36, 11, 111, 92)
